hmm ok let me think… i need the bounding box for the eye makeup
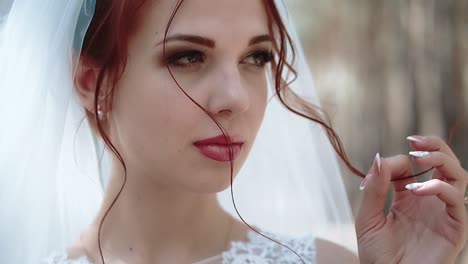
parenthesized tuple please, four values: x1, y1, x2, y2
(241, 49, 274, 67)
(161, 47, 273, 69)
(165, 49, 206, 68)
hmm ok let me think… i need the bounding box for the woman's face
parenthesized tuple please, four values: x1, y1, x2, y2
(108, 0, 271, 192)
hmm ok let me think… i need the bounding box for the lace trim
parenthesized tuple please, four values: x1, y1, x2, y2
(42, 251, 91, 264)
(43, 231, 316, 264)
(222, 231, 316, 264)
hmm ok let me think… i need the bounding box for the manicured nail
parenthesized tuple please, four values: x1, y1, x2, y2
(359, 176, 368, 191)
(409, 151, 431, 158)
(405, 182, 425, 190)
(376, 153, 381, 171)
(374, 153, 381, 177)
(406, 136, 424, 143)
(361, 154, 381, 191)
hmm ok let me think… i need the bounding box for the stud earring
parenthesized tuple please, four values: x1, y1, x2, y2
(97, 105, 105, 120)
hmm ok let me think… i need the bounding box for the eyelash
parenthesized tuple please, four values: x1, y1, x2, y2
(165, 50, 205, 68)
(243, 50, 275, 67)
(165, 50, 274, 69)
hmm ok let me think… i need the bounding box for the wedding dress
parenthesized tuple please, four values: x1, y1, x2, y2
(44, 231, 316, 264)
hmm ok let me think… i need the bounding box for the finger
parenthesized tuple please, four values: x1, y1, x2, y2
(356, 154, 391, 238)
(385, 155, 416, 192)
(406, 179, 467, 223)
(409, 151, 468, 191)
(407, 135, 458, 161)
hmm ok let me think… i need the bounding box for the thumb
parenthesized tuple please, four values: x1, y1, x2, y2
(356, 153, 391, 237)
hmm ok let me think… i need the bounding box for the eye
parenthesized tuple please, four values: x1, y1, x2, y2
(242, 50, 274, 67)
(165, 50, 205, 68)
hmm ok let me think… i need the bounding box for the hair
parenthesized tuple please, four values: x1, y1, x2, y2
(78, 0, 423, 263)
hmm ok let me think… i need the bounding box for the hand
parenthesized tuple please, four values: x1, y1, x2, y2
(355, 136, 468, 264)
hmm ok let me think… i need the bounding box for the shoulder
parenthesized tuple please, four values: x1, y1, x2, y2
(315, 238, 359, 264)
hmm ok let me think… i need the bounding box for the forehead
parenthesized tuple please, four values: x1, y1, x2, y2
(141, 0, 270, 41)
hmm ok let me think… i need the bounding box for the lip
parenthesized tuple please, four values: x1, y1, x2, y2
(193, 135, 244, 162)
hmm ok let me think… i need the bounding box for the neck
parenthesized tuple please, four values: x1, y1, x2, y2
(85, 156, 238, 263)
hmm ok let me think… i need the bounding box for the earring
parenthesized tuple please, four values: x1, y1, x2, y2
(97, 105, 105, 120)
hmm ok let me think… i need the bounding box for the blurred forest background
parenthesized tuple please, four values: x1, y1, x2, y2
(286, 0, 468, 262)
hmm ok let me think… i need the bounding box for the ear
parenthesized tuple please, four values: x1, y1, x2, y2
(74, 58, 100, 114)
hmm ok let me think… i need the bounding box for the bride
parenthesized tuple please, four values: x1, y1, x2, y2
(0, 0, 466, 263)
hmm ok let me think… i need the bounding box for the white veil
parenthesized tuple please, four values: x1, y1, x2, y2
(0, 1, 102, 263)
(0, 0, 356, 263)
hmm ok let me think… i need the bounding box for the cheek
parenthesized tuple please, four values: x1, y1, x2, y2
(246, 71, 269, 122)
(236, 71, 268, 155)
(110, 65, 201, 165)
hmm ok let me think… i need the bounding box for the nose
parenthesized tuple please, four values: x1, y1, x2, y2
(206, 66, 250, 119)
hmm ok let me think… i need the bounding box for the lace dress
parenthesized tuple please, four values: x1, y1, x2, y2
(43, 231, 316, 264)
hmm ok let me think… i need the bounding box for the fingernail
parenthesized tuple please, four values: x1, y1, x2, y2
(405, 182, 425, 190)
(359, 176, 368, 191)
(374, 153, 381, 177)
(406, 135, 424, 143)
(409, 151, 431, 158)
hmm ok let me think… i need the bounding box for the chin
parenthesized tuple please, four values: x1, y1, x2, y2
(186, 170, 240, 194)
(180, 152, 248, 193)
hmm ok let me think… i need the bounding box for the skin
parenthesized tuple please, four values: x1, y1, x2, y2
(356, 136, 468, 264)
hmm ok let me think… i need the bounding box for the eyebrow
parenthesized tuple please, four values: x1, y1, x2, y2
(155, 34, 272, 48)
(248, 35, 272, 46)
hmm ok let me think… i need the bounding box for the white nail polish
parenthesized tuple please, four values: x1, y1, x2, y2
(359, 184, 365, 191)
(409, 151, 431, 158)
(405, 183, 424, 190)
(407, 136, 423, 143)
(376, 153, 381, 172)
(359, 177, 367, 191)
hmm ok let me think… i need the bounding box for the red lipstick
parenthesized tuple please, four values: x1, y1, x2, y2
(193, 135, 244, 162)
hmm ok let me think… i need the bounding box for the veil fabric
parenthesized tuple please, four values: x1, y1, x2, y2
(0, 1, 102, 263)
(0, 0, 356, 263)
